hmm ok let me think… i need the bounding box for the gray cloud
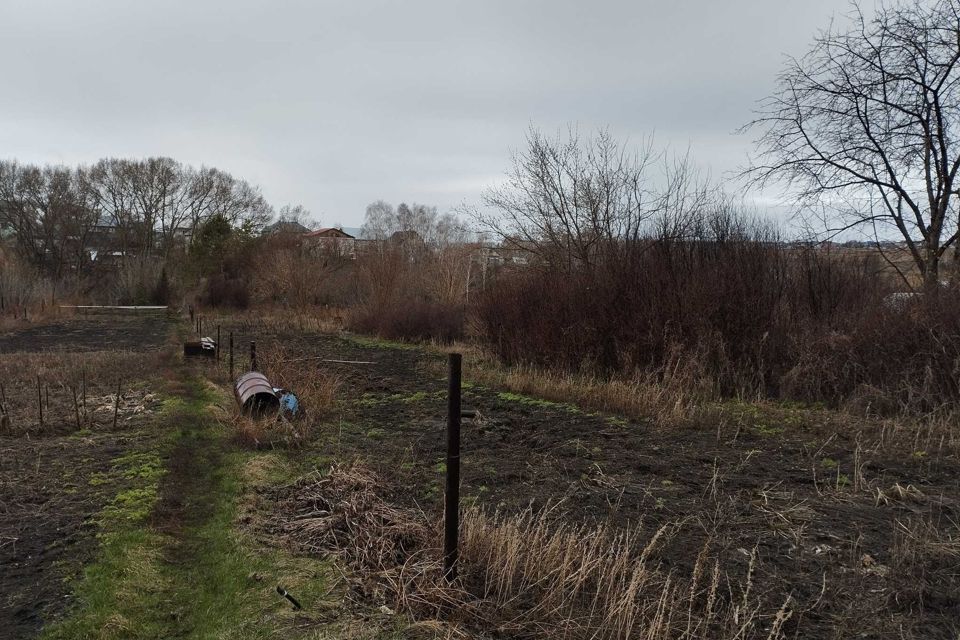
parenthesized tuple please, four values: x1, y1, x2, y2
(0, 0, 854, 226)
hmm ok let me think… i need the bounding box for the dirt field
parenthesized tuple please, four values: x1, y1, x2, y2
(1, 314, 957, 638)
(0, 314, 171, 354)
(224, 322, 960, 639)
(0, 314, 171, 639)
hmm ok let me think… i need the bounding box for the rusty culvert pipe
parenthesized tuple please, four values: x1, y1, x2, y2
(234, 371, 280, 417)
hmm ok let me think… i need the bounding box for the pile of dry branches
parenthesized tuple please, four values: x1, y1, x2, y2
(274, 464, 470, 619)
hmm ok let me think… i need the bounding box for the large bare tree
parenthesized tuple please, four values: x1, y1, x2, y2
(0, 161, 100, 278)
(477, 126, 712, 273)
(2, 157, 276, 277)
(746, 0, 960, 289)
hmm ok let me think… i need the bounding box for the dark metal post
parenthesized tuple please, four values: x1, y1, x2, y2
(113, 380, 121, 429)
(37, 375, 43, 429)
(229, 332, 234, 379)
(72, 386, 81, 431)
(216, 326, 221, 361)
(250, 341, 257, 371)
(444, 352, 462, 581)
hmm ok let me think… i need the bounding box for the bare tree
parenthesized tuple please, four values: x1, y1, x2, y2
(477, 126, 711, 272)
(361, 200, 395, 240)
(0, 161, 45, 266)
(88, 159, 139, 257)
(275, 204, 314, 227)
(0, 161, 100, 278)
(358, 199, 475, 306)
(745, 0, 960, 289)
(5, 156, 276, 282)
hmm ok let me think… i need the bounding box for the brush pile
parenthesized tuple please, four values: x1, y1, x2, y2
(278, 463, 428, 561)
(273, 464, 470, 619)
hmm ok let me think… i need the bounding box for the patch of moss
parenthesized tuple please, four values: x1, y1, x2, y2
(754, 423, 785, 437)
(100, 486, 159, 524)
(113, 451, 165, 482)
(88, 472, 111, 487)
(356, 393, 382, 407)
(356, 390, 443, 407)
(497, 391, 579, 412)
(342, 334, 420, 351)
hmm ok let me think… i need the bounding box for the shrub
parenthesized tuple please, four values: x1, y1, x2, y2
(348, 300, 464, 343)
(151, 267, 173, 305)
(474, 224, 921, 407)
(783, 290, 960, 413)
(202, 274, 250, 309)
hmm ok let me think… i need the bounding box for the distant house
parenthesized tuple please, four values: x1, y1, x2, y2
(303, 227, 355, 239)
(303, 227, 358, 258)
(87, 215, 119, 254)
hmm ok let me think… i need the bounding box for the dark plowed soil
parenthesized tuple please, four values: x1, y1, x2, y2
(0, 315, 171, 353)
(0, 317, 171, 639)
(226, 326, 960, 640)
(0, 433, 147, 639)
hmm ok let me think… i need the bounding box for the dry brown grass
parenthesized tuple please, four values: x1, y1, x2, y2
(273, 463, 792, 640)
(436, 341, 712, 427)
(0, 304, 79, 332)
(432, 341, 960, 461)
(197, 307, 347, 339)
(226, 342, 342, 448)
(888, 516, 960, 616)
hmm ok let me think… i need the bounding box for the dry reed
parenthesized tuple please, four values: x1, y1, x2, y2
(273, 463, 791, 639)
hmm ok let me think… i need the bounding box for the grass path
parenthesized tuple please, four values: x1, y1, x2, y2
(41, 360, 336, 639)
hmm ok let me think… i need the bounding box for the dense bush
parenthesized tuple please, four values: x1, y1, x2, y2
(348, 300, 464, 343)
(472, 227, 955, 409)
(201, 274, 250, 309)
(783, 292, 960, 413)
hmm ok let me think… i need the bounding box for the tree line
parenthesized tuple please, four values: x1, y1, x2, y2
(0, 157, 274, 279)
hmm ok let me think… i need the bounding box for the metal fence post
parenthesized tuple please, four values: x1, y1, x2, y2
(444, 352, 462, 581)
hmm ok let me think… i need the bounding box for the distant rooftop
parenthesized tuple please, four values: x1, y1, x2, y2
(303, 227, 355, 239)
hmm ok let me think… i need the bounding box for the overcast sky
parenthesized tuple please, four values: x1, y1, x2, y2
(0, 0, 859, 228)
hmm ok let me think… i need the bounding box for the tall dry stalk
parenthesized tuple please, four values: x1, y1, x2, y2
(275, 464, 791, 639)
